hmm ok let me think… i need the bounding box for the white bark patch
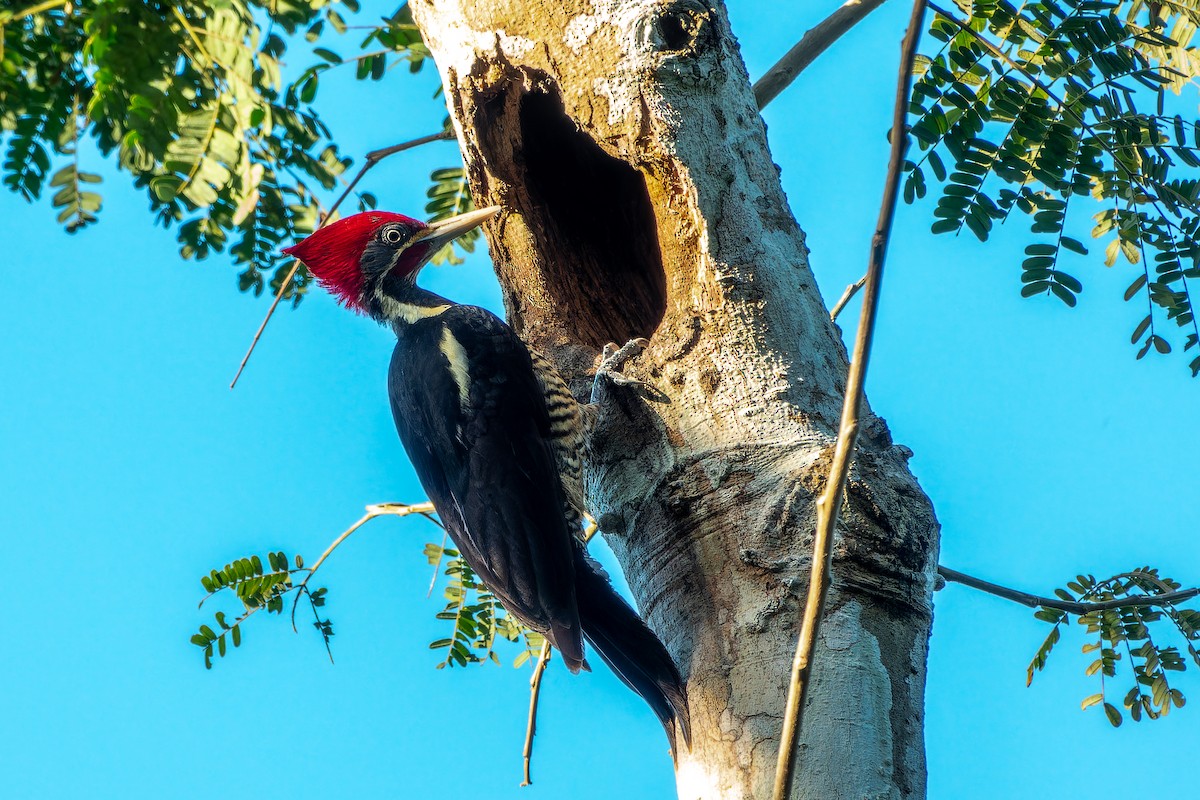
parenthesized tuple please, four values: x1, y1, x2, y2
(564, 0, 637, 53)
(565, 0, 667, 125)
(467, 28, 537, 58)
(800, 600, 899, 800)
(676, 758, 740, 800)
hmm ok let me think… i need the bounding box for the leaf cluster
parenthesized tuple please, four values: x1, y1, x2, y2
(2, 1, 494, 305)
(191, 550, 333, 668)
(0, 1, 473, 304)
(424, 166, 479, 266)
(1027, 568, 1200, 726)
(1, 0, 363, 299)
(424, 542, 544, 669)
(907, 0, 1200, 374)
(292, 1, 429, 102)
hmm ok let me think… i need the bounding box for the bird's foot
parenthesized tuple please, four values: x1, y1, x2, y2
(594, 337, 649, 390)
(591, 338, 670, 404)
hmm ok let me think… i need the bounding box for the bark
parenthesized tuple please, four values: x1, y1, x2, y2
(409, 2, 941, 797)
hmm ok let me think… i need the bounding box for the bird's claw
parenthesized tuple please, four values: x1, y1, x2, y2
(594, 337, 649, 390)
(591, 338, 670, 403)
(600, 337, 649, 371)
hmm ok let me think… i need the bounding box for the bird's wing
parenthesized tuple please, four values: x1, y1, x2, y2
(387, 305, 583, 667)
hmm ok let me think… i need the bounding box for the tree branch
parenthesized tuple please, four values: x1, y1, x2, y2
(829, 275, 867, 322)
(426, 527, 450, 598)
(3, 0, 69, 22)
(229, 130, 456, 388)
(520, 640, 553, 786)
(938, 565, 1200, 614)
(519, 513, 597, 786)
(772, 0, 926, 796)
(754, 0, 890, 109)
(290, 501, 437, 630)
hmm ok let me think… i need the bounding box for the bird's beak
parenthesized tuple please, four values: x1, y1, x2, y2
(413, 205, 502, 252)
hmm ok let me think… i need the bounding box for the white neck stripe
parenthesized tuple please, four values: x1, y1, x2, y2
(375, 287, 451, 323)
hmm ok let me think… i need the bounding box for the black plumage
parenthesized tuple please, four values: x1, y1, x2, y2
(389, 304, 585, 668)
(389, 302, 689, 748)
(284, 208, 689, 751)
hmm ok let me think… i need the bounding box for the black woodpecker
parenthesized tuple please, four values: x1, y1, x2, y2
(283, 208, 690, 750)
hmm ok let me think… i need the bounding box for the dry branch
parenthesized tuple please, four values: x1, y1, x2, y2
(290, 501, 437, 630)
(938, 565, 1200, 614)
(520, 640, 554, 786)
(772, 0, 926, 796)
(830, 275, 867, 322)
(754, 0, 890, 109)
(230, 130, 455, 388)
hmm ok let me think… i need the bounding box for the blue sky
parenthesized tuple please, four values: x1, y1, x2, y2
(1, 2, 1196, 798)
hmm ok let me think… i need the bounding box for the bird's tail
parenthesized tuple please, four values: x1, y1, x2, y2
(573, 551, 691, 753)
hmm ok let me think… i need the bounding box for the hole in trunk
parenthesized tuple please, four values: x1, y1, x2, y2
(657, 12, 691, 50)
(480, 84, 667, 349)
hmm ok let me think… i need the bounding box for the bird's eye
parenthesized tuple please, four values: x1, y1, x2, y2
(382, 227, 404, 245)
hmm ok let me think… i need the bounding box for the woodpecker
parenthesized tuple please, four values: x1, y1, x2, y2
(284, 207, 690, 750)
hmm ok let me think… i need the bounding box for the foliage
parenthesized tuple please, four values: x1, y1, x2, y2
(191, 518, 540, 672)
(425, 541, 545, 668)
(191, 551, 333, 668)
(0, 1, 471, 303)
(1027, 568, 1200, 725)
(425, 166, 479, 266)
(907, 0, 1200, 375)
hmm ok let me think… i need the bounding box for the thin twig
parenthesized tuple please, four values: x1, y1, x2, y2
(754, 0, 890, 109)
(290, 501, 437, 630)
(229, 130, 456, 388)
(302, 584, 336, 664)
(772, 1, 926, 797)
(520, 640, 553, 787)
(518, 513, 599, 785)
(426, 528, 450, 598)
(169, 6, 211, 65)
(938, 565, 1200, 614)
(5, 0, 69, 21)
(830, 275, 868, 322)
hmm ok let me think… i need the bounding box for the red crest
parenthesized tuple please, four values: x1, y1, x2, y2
(282, 212, 425, 310)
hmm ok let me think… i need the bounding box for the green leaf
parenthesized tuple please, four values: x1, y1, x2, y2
(928, 150, 946, 181)
(1054, 272, 1082, 293)
(1125, 274, 1148, 302)
(1060, 237, 1087, 256)
(1131, 315, 1152, 344)
(1049, 282, 1078, 307)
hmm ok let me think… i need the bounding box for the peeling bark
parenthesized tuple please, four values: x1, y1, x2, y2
(410, 1, 941, 797)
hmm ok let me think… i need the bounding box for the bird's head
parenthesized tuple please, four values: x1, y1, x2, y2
(283, 206, 501, 317)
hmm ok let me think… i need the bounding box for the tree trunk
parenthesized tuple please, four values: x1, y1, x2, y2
(409, 2, 941, 797)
